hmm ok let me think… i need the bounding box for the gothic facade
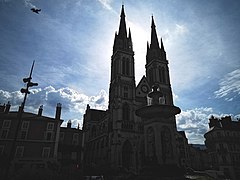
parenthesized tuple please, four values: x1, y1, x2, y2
(82, 5, 182, 177)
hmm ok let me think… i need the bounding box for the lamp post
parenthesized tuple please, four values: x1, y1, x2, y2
(4, 61, 38, 179)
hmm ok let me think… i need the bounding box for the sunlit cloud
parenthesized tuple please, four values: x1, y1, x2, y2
(176, 107, 214, 144)
(97, 0, 113, 10)
(176, 107, 238, 144)
(24, 0, 37, 8)
(0, 86, 108, 128)
(175, 24, 188, 35)
(214, 69, 240, 100)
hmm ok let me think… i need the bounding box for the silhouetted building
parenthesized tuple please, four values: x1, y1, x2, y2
(58, 120, 83, 179)
(176, 131, 190, 168)
(204, 115, 240, 180)
(188, 144, 209, 171)
(0, 103, 63, 179)
(82, 5, 184, 178)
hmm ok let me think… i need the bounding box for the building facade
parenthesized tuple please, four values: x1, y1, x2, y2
(82, 5, 183, 178)
(0, 103, 63, 179)
(58, 120, 83, 179)
(204, 116, 240, 180)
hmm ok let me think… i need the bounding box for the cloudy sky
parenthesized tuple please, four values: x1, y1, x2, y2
(0, 0, 239, 144)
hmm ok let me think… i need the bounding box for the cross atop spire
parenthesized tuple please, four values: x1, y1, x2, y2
(150, 15, 160, 49)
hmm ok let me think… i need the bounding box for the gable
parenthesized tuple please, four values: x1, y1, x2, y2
(136, 75, 150, 98)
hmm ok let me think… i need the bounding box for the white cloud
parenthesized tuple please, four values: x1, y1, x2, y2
(176, 107, 214, 144)
(97, 0, 113, 10)
(0, 86, 109, 128)
(24, 0, 37, 8)
(175, 24, 188, 35)
(214, 69, 240, 100)
(176, 107, 238, 144)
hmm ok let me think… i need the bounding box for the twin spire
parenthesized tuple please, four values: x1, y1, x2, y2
(113, 5, 132, 53)
(115, 5, 165, 57)
(150, 15, 165, 51)
(118, 5, 131, 39)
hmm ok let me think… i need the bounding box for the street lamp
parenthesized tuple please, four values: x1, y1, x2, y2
(4, 61, 38, 179)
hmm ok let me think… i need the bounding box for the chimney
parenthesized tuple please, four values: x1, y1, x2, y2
(55, 103, 62, 120)
(0, 103, 6, 112)
(18, 105, 24, 114)
(38, 105, 43, 116)
(4, 101, 11, 113)
(67, 120, 72, 128)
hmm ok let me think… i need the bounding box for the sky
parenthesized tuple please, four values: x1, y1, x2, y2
(0, 0, 239, 144)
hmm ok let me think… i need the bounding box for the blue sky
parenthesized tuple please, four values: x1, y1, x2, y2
(0, 0, 239, 144)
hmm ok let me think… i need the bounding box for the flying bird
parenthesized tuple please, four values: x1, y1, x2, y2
(31, 8, 41, 14)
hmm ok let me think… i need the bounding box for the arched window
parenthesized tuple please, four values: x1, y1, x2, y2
(149, 68, 154, 84)
(158, 67, 163, 82)
(126, 58, 130, 75)
(147, 127, 155, 159)
(122, 57, 126, 75)
(122, 103, 130, 121)
(161, 67, 166, 84)
(123, 86, 128, 98)
(161, 126, 173, 163)
(122, 58, 130, 76)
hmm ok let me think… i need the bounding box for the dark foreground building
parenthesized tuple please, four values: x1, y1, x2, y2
(82, 5, 184, 179)
(0, 103, 63, 179)
(204, 116, 240, 180)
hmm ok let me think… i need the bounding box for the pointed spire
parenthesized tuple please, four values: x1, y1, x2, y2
(161, 38, 165, 51)
(150, 15, 160, 49)
(118, 5, 127, 38)
(128, 27, 131, 40)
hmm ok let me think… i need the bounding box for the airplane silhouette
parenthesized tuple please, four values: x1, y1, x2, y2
(31, 8, 41, 14)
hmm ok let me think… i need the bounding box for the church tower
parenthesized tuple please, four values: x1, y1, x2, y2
(146, 16, 173, 105)
(109, 5, 135, 106)
(108, 5, 138, 171)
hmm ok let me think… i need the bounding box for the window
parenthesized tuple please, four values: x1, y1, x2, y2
(42, 147, 50, 158)
(0, 145, 4, 154)
(20, 130, 27, 140)
(122, 58, 130, 75)
(122, 57, 126, 75)
(21, 121, 29, 130)
(47, 122, 54, 131)
(72, 133, 78, 145)
(1, 129, 8, 139)
(45, 131, 53, 141)
(122, 103, 130, 121)
(126, 58, 130, 75)
(123, 86, 128, 98)
(2, 120, 11, 128)
(149, 68, 154, 83)
(60, 132, 64, 142)
(15, 146, 24, 157)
